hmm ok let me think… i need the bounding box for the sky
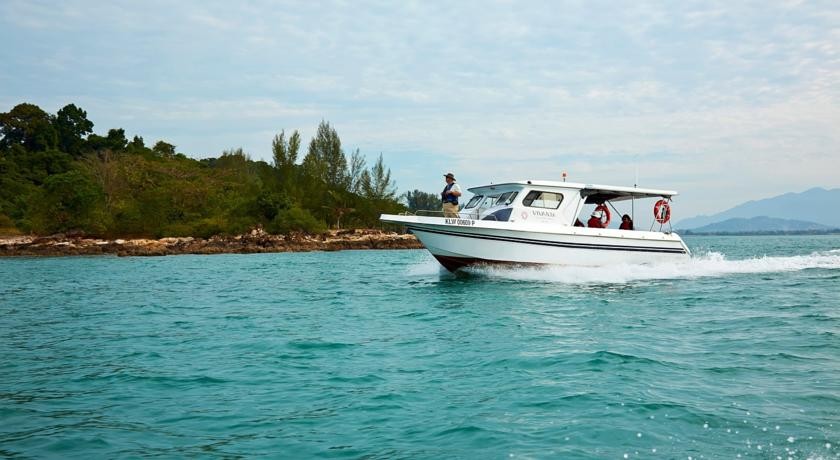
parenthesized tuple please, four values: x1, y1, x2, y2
(1, 0, 839, 220)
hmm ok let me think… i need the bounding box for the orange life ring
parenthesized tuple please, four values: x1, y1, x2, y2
(654, 199, 671, 224)
(594, 204, 611, 227)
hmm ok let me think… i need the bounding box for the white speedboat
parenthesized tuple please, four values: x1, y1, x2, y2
(380, 180, 690, 271)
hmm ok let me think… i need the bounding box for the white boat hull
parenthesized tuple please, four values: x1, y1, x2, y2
(381, 215, 690, 271)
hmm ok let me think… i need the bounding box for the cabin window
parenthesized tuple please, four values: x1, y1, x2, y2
(464, 195, 484, 209)
(522, 191, 563, 209)
(494, 191, 518, 206)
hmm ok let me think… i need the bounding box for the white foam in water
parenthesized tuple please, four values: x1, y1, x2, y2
(462, 249, 840, 284)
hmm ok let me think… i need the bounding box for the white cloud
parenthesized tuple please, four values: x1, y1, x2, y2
(2, 0, 838, 216)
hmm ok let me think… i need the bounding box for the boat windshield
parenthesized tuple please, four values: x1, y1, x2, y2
(479, 195, 500, 209)
(464, 195, 484, 209)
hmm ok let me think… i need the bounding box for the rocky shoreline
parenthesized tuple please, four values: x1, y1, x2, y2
(0, 228, 423, 257)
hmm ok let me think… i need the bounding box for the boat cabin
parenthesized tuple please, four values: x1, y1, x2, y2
(459, 180, 677, 227)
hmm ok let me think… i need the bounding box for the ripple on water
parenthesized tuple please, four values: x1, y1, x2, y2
(1, 239, 839, 458)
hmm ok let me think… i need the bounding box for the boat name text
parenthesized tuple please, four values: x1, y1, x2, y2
(531, 210, 556, 218)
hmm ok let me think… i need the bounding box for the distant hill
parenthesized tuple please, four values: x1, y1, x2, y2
(676, 187, 840, 230)
(684, 216, 836, 234)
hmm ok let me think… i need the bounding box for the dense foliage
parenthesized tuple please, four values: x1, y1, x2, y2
(0, 103, 415, 237)
(403, 189, 441, 213)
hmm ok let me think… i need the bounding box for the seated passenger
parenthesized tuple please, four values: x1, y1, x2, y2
(619, 214, 634, 230)
(574, 218, 585, 227)
(587, 209, 605, 228)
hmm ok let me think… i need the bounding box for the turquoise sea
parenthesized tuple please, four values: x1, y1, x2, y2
(1, 235, 839, 459)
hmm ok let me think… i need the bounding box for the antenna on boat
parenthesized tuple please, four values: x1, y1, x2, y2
(562, 170, 567, 182)
(634, 156, 639, 188)
(632, 158, 639, 219)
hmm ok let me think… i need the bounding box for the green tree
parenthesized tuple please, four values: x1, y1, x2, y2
(256, 190, 291, 221)
(3, 143, 73, 185)
(267, 206, 327, 234)
(152, 140, 176, 158)
(302, 120, 348, 191)
(0, 106, 408, 237)
(0, 146, 38, 230)
(126, 135, 149, 155)
(0, 103, 58, 152)
(348, 148, 367, 194)
(288, 131, 301, 164)
(363, 154, 396, 200)
(87, 129, 128, 153)
(404, 189, 440, 212)
(272, 130, 301, 170)
(29, 169, 106, 234)
(106, 128, 128, 151)
(272, 129, 301, 188)
(54, 104, 94, 157)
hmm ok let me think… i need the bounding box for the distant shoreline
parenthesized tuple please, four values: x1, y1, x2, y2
(678, 229, 840, 236)
(0, 229, 423, 257)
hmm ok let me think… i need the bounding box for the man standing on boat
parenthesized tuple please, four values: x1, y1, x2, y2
(441, 172, 462, 217)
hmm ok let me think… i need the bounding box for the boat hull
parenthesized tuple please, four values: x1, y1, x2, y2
(381, 215, 690, 271)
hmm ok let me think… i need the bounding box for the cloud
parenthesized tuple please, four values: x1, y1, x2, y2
(1, 0, 838, 215)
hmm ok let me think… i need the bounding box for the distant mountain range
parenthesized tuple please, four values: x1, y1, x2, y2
(676, 187, 840, 232)
(683, 216, 836, 234)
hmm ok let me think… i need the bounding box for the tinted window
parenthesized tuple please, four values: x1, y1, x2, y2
(522, 191, 563, 209)
(494, 191, 518, 206)
(464, 195, 483, 209)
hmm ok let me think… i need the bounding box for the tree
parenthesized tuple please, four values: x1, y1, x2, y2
(152, 140, 176, 158)
(105, 128, 128, 151)
(84, 149, 123, 214)
(267, 206, 326, 234)
(288, 131, 300, 163)
(302, 120, 348, 191)
(0, 103, 58, 152)
(272, 130, 301, 169)
(0, 106, 407, 237)
(54, 104, 94, 157)
(363, 154, 396, 200)
(349, 148, 366, 194)
(272, 129, 301, 187)
(256, 190, 291, 221)
(87, 129, 128, 153)
(29, 169, 106, 234)
(272, 131, 288, 168)
(127, 135, 148, 154)
(404, 189, 440, 212)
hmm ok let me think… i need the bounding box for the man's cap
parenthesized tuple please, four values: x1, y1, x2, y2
(444, 172, 456, 180)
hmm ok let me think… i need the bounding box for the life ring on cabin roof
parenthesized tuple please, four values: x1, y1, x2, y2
(654, 199, 671, 224)
(594, 203, 611, 227)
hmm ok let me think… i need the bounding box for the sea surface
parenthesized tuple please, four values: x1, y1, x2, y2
(1, 235, 839, 459)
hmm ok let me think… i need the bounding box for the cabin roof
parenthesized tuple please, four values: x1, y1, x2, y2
(467, 180, 677, 202)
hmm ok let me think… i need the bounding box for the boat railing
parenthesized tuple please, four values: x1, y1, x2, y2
(400, 209, 503, 221)
(399, 209, 494, 219)
(399, 209, 447, 217)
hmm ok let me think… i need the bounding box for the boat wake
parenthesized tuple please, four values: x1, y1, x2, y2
(456, 249, 840, 284)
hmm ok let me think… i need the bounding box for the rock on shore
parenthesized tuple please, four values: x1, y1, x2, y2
(0, 228, 423, 257)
